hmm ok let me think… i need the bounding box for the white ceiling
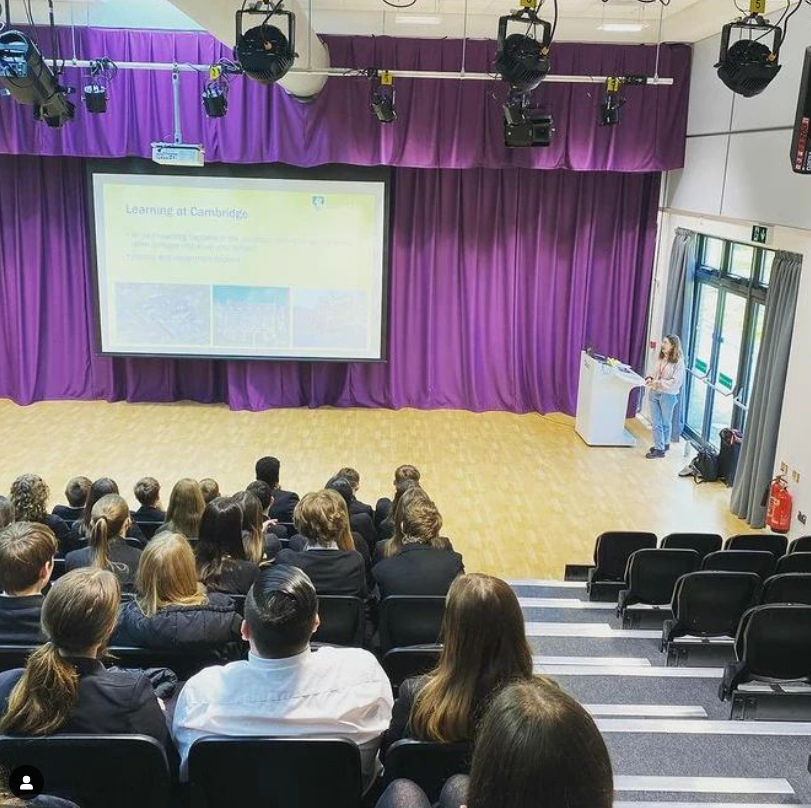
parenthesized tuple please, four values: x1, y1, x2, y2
(4, 0, 781, 44)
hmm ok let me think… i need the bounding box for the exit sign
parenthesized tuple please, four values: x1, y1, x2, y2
(752, 225, 771, 244)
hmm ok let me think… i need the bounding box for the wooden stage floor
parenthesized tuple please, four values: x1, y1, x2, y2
(0, 399, 751, 580)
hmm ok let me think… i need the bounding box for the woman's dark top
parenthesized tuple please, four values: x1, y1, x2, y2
(276, 547, 367, 599)
(0, 657, 167, 744)
(64, 539, 142, 590)
(200, 558, 260, 596)
(289, 531, 372, 583)
(52, 505, 84, 523)
(113, 593, 242, 653)
(372, 543, 464, 600)
(0, 594, 44, 645)
(38, 514, 73, 556)
(132, 505, 167, 524)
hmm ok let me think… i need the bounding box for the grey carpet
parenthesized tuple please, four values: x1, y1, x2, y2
(528, 635, 665, 662)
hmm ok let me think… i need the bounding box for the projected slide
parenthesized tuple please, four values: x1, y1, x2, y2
(91, 171, 387, 360)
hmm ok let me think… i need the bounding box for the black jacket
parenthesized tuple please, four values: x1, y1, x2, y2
(372, 543, 464, 600)
(268, 488, 300, 524)
(276, 547, 367, 599)
(52, 505, 84, 523)
(0, 594, 44, 645)
(39, 514, 73, 556)
(132, 505, 167, 524)
(381, 675, 428, 756)
(289, 532, 372, 587)
(201, 559, 260, 596)
(0, 657, 167, 744)
(349, 498, 374, 520)
(350, 512, 377, 551)
(113, 593, 242, 653)
(64, 540, 142, 590)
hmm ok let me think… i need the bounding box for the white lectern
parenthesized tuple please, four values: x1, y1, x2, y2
(575, 351, 646, 447)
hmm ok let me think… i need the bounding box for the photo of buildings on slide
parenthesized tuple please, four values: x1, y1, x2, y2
(115, 282, 211, 346)
(213, 286, 290, 348)
(292, 289, 369, 349)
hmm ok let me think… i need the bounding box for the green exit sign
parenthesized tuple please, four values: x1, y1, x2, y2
(752, 225, 771, 245)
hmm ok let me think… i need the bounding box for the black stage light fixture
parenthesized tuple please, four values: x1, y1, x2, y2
(83, 83, 107, 113)
(202, 64, 229, 118)
(598, 77, 625, 126)
(0, 29, 74, 127)
(369, 70, 396, 123)
(503, 91, 554, 148)
(495, 7, 553, 94)
(716, 12, 782, 97)
(82, 58, 116, 114)
(234, 2, 296, 84)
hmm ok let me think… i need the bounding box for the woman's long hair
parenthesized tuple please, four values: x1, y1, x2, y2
(80, 478, 119, 532)
(88, 494, 130, 571)
(385, 486, 447, 558)
(293, 490, 354, 552)
(660, 334, 684, 363)
(409, 574, 534, 744)
(136, 533, 207, 618)
(164, 478, 206, 539)
(233, 490, 265, 564)
(0, 568, 120, 736)
(196, 497, 248, 589)
(468, 679, 614, 808)
(9, 474, 50, 523)
(0, 496, 14, 530)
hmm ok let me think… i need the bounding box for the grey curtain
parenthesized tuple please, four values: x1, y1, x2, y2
(661, 228, 697, 442)
(731, 251, 803, 527)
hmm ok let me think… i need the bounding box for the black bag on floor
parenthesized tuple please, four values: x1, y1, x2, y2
(688, 446, 720, 483)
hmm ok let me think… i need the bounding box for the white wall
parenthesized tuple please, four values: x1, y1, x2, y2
(652, 15, 811, 535)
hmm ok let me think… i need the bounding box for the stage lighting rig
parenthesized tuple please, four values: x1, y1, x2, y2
(202, 61, 240, 118)
(503, 91, 554, 148)
(369, 70, 396, 124)
(83, 58, 117, 114)
(0, 29, 74, 127)
(235, 1, 296, 85)
(716, 2, 783, 98)
(598, 77, 625, 126)
(495, 3, 554, 94)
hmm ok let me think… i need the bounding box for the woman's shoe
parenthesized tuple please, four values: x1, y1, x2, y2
(645, 449, 666, 459)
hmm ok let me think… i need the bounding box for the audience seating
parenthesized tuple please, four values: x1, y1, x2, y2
(311, 595, 365, 647)
(724, 533, 788, 558)
(777, 551, 811, 573)
(382, 645, 441, 688)
(617, 548, 700, 628)
(660, 532, 722, 559)
(789, 535, 811, 553)
(51, 557, 66, 581)
(720, 604, 811, 713)
(188, 737, 362, 808)
(134, 520, 163, 540)
(587, 531, 657, 601)
(0, 645, 33, 671)
(759, 573, 811, 606)
(111, 646, 237, 680)
(662, 571, 761, 667)
(383, 739, 471, 803)
(0, 734, 170, 808)
(379, 596, 445, 654)
(701, 549, 776, 579)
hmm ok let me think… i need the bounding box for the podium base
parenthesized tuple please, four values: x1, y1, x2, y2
(576, 427, 638, 448)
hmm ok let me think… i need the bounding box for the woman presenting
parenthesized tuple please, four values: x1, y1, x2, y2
(645, 335, 686, 459)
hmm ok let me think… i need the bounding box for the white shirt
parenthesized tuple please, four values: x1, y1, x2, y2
(171, 646, 393, 787)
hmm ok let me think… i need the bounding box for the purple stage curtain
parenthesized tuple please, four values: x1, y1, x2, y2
(0, 28, 690, 172)
(0, 155, 659, 413)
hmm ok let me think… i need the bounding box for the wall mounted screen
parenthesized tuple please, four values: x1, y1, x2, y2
(89, 162, 389, 361)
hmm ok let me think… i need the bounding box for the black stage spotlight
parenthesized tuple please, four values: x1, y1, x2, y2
(598, 77, 625, 126)
(82, 58, 116, 114)
(503, 91, 554, 148)
(716, 12, 782, 97)
(235, 2, 296, 84)
(495, 7, 553, 94)
(0, 29, 74, 126)
(369, 70, 396, 123)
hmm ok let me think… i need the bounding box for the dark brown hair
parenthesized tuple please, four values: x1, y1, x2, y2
(468, 679, 614, 808)
(393, 464, 421, 486)
(293, 490, 354, 552)
(65, 476, 91, 508)
(9, 474, 50, 523)
(0, 522, 58, 594)
(134, 477, 161, 507)
(659, 334, 683, 363)
(409, 574, 533, 743)
(165, 478, 206, 538)
(385, 486, 447, 558)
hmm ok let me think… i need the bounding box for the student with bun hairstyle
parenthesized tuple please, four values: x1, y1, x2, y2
(64, 494, 142, 590)
(114, 533, 242, 655)
(0, 568, 167, 743)
(376, 678, 613, 808)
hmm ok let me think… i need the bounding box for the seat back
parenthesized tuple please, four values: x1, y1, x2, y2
(735, 604, 811, 681)
(660, 532, 722, 559)
(188, 737, 362, 808)
(592, 532, 657, 582)
(701, 550, 775, 579)
(135, 520, 163, 541)
(382, 646, 442, 688)
(624, 549, 700, 605)
(311, 595, 364, 647)
(379, 596, 446, 654)
(0, 645, 34, 672)
(725, 533, 788, 558)
(110, 646, 233, 680)
(789, 536, 811, 554)
(760, 573, 811, 606)
(671, 571, 761, 637)
(0, 734, 170, 808)
(51, 557, 66, 581)
(383, 740, 471, 803)
(777, 552, 811, 574)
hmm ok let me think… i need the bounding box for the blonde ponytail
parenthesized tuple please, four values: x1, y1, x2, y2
(89, 515, 111, 570)
(88, 494, 129, 571)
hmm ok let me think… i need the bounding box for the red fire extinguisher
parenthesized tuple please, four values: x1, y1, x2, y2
(766, 475, 793, 534)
